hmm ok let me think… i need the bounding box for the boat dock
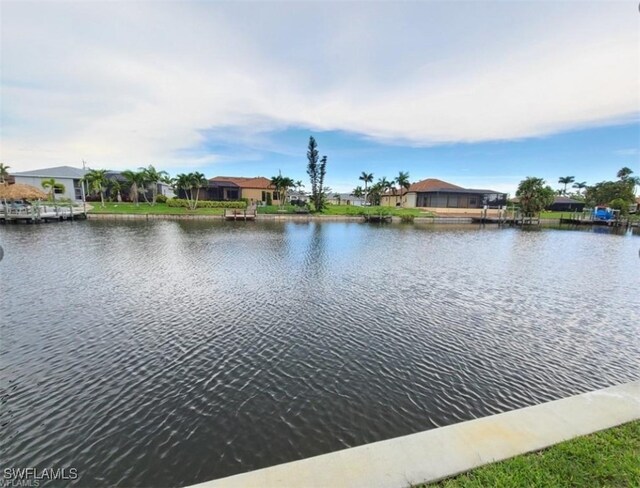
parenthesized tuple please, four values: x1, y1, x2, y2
(223, 208, 257, 221)
(1, 204, 87, 223)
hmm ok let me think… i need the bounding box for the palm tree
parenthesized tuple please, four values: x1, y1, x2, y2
(270, 173, 294, 208)
(572, 181, 587, 196)
(359, 172, 374, 205)
(41, 178, 66, 201)
(558, 176, 575, 195)
(351, 186, 364, 199)
(121, 170, 143, 206)
(175, 173, 193, 207)
(140, 164, 169, 206)
(109, 179, 123, 203)
(0, 163, 10, 184)
(83, 169, 108, 208)
(270, 175, 282, 207)
(189, 172, 207, 210)
(333, 192, 342, 205)
(395, 171, 410, 207)
(617, 167, 633, 181)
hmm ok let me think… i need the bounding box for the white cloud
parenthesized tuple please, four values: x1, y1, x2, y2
(1, 1, 638, 171)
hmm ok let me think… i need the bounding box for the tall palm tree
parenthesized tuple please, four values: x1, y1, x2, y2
(83, 169, 108, 208)
(140, 164, 169, 206)
(189, 172, 207, 210)
(558, 176, 575, 195)
(395, 171, 410, 207)
(121, 170, 143, 206)
(0, 163, 10, 184)
(572, 181, 587, 195)
(41, 178, 65, 201)
(359, 172, 374, 205)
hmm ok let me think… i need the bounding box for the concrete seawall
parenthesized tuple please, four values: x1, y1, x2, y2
(188, 381, 639, 488)
(87, 213, 481, 224)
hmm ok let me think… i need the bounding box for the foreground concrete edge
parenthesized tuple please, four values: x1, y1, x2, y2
(188, 380, 640, 488)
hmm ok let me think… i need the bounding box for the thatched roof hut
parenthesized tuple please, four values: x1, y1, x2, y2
(0, 183, 48, 201)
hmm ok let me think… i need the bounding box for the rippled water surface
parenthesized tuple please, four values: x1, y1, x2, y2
(1, 221, 639, 486)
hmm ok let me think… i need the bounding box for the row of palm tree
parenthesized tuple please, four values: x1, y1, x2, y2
(80, 165, 170, 208)
(356, 171, 411, 205)
(558, 176, 587, 196)
(174, 172, 207, 210)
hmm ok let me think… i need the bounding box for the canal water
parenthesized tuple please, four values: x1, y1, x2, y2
(1, 221, 639, 487)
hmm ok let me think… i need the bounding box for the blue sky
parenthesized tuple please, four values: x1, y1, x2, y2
(184, 123, 639, 195)
(1, 1, 638, 195)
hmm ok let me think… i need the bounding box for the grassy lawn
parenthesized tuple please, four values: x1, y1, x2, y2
(421, 421, 639, 487)
(88, 202, 224, 215)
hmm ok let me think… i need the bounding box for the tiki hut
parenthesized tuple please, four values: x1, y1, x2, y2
(0, 183, 48, 201)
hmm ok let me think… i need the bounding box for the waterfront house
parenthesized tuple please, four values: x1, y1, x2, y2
(546, 196, 586, 212)
(12, 166, 88, 201)
(398, 178, 507, 211)
(186, 176, 277, 205)
(379, 188, 409, 207)
(287, 190, 309, 205)
(326, 193, 366, 206)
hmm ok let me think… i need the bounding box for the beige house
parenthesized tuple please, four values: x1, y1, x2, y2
(382, 178, 508, 215)
(203, 176, 278, 204)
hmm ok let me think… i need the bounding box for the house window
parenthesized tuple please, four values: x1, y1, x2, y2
(272, 191, 278, 201)
(54, 186, 64, 194)
(261, 191, 266, 201)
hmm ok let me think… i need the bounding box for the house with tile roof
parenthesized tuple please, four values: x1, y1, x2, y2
(381, 178, 507, 211)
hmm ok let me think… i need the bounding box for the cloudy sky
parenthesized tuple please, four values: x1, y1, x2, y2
(1, 1, 638, 194)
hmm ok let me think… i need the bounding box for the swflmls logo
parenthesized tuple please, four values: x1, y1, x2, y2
(2, 468, 78, 486)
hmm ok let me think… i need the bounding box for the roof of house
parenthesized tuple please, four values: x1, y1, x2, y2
(552, 196, 583, 204)
(407, 178, 463, 192)
(407, 178, 504, 194)
(381, 188, 408, 197)
(12, 165, 87, 179)
(209, 176, 273, 189)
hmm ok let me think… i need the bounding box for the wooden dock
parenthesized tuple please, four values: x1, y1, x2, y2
(1, 204, 87, 223)
(223, 208, 256, 221)
(559, 217, 624, 227)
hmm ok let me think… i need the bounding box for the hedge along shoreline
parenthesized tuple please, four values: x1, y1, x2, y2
(167, 199, 247, 209)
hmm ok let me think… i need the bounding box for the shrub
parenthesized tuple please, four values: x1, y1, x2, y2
(400, 215, 415, 224)
(166, 199, 247, 209)
(155, 194, 168, 204)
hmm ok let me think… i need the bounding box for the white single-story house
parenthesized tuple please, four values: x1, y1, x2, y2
(326, 193, 366, 206)
(11, 166, 88, 201)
